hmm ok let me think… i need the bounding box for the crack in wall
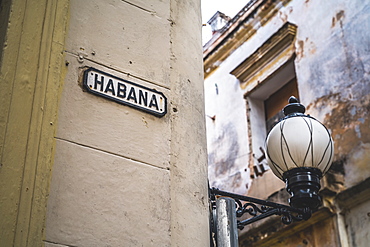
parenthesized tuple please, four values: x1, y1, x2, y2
(121, 0, 156, 15)
(54, 137, 170, 171)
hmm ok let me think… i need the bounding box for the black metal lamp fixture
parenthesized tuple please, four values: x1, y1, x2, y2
(209, 97, 334, 237)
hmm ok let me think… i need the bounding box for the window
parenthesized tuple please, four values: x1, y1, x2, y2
(265, 77, 299, 133)
(247, 59, 299, 178)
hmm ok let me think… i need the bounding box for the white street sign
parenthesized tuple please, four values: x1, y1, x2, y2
(83, 68, 167, 117)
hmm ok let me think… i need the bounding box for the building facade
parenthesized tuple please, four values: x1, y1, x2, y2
(204, 0, 370, 246)
(0, 0, 209, 246)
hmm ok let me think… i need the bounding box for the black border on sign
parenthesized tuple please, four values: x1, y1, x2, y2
(83, 67, 167, 118)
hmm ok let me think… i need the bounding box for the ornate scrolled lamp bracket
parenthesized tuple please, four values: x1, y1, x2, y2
(209, 187, 312, 230)
(210, 96, 334, 238)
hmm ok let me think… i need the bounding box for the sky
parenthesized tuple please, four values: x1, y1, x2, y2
(201, 0, 247, 44)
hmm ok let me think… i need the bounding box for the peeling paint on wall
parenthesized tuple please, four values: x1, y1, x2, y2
(209, 123, 239, 176)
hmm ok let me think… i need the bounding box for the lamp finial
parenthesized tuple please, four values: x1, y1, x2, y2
(283, 96, 305, 116)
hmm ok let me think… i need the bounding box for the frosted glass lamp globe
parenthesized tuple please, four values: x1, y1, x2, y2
(266, 115, 334, 180)
(265, 97, 334, 209)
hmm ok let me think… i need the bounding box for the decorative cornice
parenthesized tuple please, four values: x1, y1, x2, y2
(203, 0, 292, 78)
(230, 22, 297, 83)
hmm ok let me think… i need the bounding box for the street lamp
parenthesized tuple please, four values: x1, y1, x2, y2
(266, 96, 333, 209)
(209, 96, 334, 245)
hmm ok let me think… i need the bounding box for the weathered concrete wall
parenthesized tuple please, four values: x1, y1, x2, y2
(205, 71, 251, 194)
(204, 0, 370, 245)
(344, 196, 370, 246)
(205, 0, 370, 195)
(294, 1, 370, 190)
(45, 0, 209, 246)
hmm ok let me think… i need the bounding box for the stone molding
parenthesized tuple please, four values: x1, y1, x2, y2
(230, 22, 297, 85)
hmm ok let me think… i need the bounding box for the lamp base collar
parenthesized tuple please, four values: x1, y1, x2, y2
(283, 167, 322, 210)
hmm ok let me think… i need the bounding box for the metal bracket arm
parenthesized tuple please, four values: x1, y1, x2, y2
(209, 187, 312, 230)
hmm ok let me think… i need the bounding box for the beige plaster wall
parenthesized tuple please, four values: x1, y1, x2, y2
(45, 0, 209, 246)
